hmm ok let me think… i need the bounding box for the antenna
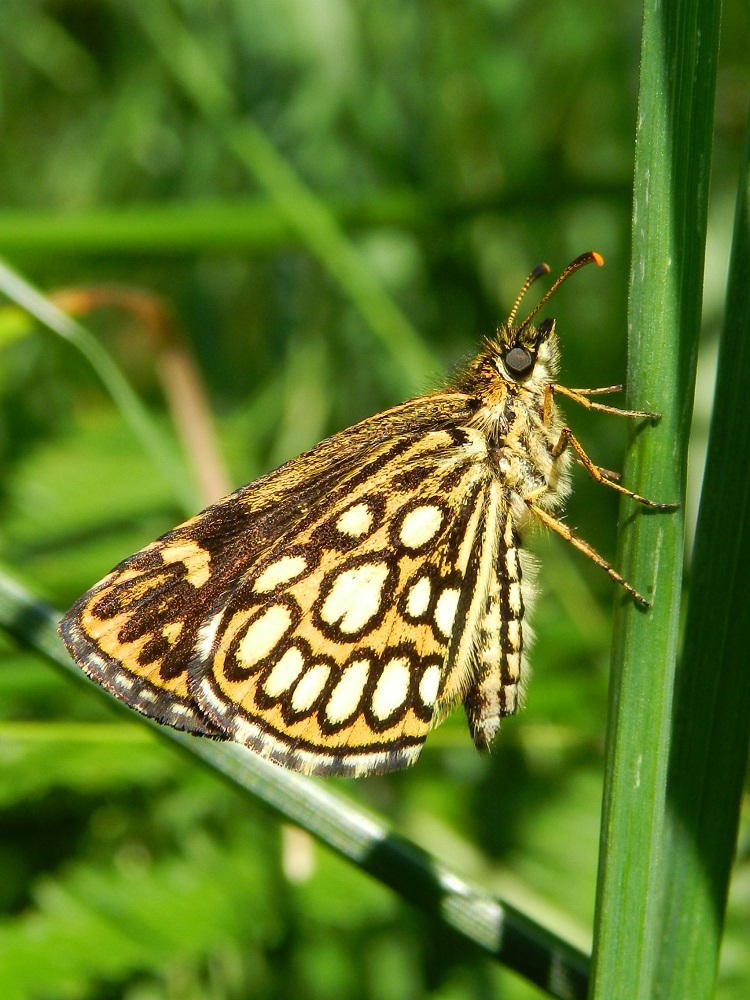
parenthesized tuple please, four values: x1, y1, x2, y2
(506, 262, 550, 328)
(516, 251, 603, 332)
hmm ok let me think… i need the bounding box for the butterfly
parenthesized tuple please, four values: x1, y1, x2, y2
(59, 252, 672, 777)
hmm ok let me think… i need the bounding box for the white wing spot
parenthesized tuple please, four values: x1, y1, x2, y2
(434, 588, 460, 637)
(508, 582, 522, 614)
(253, 555, 308, 593)
(399, 505, 444, 549)
(237, 605, 292, 669)
(371, 657, 411, 720)
(336, 503, 373, 537)
(320, 561, 389, 634)
(502, 686, 518, 713)
(406, 576, 431, 619)
(291, 662, 331, 713)
(264, 646, 305, 697)
(505, 548, 519, 579)
(508, 619, 521, 651)
(419, 665, 441, 708)
(195, 611, 223, 658)
(506, 652, 521, 680)
(326, 658, 370, 723)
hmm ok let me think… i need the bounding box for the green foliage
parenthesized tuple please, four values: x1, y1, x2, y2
(1, 1, 748, 998)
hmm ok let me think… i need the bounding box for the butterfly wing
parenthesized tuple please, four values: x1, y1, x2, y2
(59, 392, 505, 773)
(190, 434, 507, 775)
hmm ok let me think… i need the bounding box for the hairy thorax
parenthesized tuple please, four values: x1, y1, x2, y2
(464, 338, 572, 521)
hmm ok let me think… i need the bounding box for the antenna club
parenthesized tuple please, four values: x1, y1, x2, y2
(516, 249, 604, 332)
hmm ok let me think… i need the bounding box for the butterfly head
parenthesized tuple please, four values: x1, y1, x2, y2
(490, 250, 603, 389)
(493, 314, 557, 387)
(455, 251, 602, 415)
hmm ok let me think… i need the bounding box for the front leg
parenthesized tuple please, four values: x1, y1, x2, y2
(551, 383, 661, 419)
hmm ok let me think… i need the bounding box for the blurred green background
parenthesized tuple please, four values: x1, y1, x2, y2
(0, 1, 748, 998)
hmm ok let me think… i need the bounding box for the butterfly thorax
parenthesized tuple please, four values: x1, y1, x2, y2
(456, 321, 571, 517)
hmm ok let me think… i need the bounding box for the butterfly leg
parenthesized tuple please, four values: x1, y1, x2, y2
(526, 500, 651, 606)
(551, 427, 676, 509)
(463, 517, 525, 750)
(551, 383, 662, 419)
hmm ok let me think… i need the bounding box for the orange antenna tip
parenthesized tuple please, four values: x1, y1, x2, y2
(516, 250, 604, 331)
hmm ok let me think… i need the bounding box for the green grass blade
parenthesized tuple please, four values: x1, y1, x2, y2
(589, 0, 721, 996)
(0, 193, 429, 256)
(654, 99, 750, 999)
(0, 566, 589, 1000)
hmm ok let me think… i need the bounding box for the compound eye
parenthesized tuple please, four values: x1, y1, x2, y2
(504, 345, 534, 378)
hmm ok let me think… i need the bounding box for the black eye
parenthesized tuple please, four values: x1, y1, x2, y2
(504, 345, 534, 378)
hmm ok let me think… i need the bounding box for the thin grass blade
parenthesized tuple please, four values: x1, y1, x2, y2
(654, 97, 750, 999)
(589, 0, 721, 996)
